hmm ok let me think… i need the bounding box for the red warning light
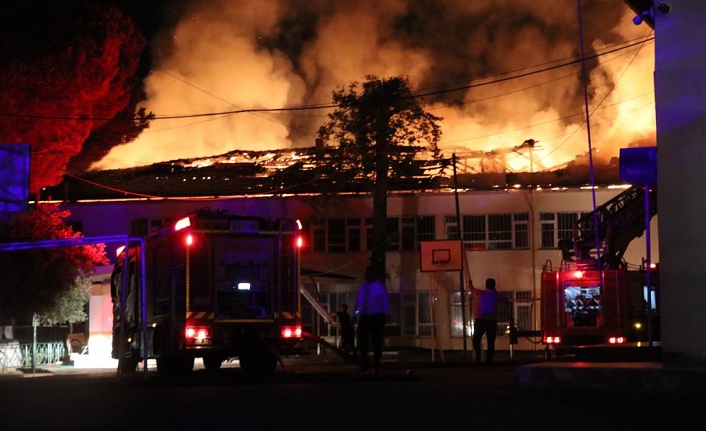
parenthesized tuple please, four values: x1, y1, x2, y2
(281, 326, 302, 338)
(573, 270, 584, 279)
(185, 234, 194, 246)
(296, 235, 303, 249)
(608, 336, 626, 344)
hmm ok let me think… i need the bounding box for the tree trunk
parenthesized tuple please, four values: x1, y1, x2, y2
(371, 136, 390, 278)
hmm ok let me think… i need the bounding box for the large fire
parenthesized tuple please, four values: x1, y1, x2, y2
(94, 1, 656, 174)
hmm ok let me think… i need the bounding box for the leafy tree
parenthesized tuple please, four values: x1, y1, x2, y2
(317, 76, 443, 277)
(0, 204, 107, 324)
(0, 1, 151, 194)
(41, 277, 92, 327)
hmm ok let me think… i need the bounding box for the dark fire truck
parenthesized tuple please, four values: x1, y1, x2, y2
(541, 185, 659, 350)
(111, 209, 303, 373)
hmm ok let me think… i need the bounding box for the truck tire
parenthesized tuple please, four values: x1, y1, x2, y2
(157, 356, 194, 374)
(239, 344, 278, 373)
(202, 355, 223, 371)
(118, 356, 138, 373)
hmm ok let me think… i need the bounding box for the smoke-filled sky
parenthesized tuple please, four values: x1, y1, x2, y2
(95, 0, 655, 173)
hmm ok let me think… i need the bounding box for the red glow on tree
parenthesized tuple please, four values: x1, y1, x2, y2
(0, 2, 149, 193)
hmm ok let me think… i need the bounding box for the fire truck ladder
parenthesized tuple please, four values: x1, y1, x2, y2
(564, 185, 657, 269)
(298, 283, 339, 328)
(298, 283, 358, 363)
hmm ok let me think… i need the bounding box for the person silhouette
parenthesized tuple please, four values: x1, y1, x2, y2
(336, 303, 357, 357)
(469, 278, 503, 364)
(354, 267, 390, 372)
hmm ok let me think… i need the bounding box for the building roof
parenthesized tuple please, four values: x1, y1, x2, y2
(45, 146, 623, 202)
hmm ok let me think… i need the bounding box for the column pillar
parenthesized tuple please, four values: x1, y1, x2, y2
(654, 0, 706, 365)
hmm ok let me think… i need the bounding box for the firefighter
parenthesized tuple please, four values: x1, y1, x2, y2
(468, 278, 503, 364)
(354, 267, 390, 373)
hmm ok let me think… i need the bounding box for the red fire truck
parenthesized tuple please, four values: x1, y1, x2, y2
(541, 185, 659, 351)
(111, 209, 303, 373)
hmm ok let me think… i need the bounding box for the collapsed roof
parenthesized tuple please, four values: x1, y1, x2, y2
(45, 145, 623, 201)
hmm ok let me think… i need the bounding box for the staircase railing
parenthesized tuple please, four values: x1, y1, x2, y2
(299, 283, 339, 327)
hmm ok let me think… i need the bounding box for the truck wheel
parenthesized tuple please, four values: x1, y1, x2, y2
(239, 345, 278, 373)
(156, 357, 174, 374)
(157, 356, 194, 374)
(118, 356, 138, 373)
(202, 356, 222, 371)
(177, 356, 195, 373)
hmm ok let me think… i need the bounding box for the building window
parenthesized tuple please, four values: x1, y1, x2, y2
(312, 220, 326, 252)
(540, 213, 556, 248)
(386, 218, 400, 251)
(130, 218, 148, 237)
(347, 218, 361, 252)
(150, 219, 166, 232)
(492, 290, 534, 335)
(463, 215, 486, 250)
(445, 213, 529, 250)
(487, 214, 512, 250)
(513, 214, 528, 248)
(402, 293, 417, 336)
(401, 216, 435, 251)
(417, 291, 432, 336)
(327, 218, 346, 252)
(514, 291, 533, 330)
(309, 218, 362, 253)
(366, 216, 434, 252)
(444, 215, 459, 240)
(539, 212, 589, 248)
(385, 292, 401, 336)
(449, 291, 472, 337)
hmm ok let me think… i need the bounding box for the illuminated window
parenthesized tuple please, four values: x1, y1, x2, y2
(449, 291, 472, 337)
(449, 290, 533, 337)
(417, 291, 432, 336)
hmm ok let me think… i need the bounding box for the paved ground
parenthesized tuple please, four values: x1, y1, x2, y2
(3, 349, 706, 430)
(4, 346, 706, 394)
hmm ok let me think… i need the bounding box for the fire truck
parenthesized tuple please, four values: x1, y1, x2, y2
(541, 185, 659, 351)
(111, 209, 303, 373)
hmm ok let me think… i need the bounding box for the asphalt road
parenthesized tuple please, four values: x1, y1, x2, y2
(1, 358, 705, 431)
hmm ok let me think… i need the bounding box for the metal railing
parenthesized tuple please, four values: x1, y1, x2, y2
(299, 283, 339, 327)
(0, 342, 67, 371)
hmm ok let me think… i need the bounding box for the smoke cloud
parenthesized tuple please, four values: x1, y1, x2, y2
(95, 0, 655, 173)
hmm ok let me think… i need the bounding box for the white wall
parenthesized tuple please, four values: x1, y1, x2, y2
(654, 0, 706, 364)
(64, 185, 656, 352)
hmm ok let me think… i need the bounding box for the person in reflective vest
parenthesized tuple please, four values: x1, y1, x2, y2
(354, 267, 390, 372)
(469, 278, 502, 364)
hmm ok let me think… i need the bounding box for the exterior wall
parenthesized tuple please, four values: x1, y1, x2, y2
(61, 185, 658, 352)
(87, 266, 113, 361)
(654, 0, 706, 364)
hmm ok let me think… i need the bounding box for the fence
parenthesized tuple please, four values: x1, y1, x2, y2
(0, 341, 67, 372)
